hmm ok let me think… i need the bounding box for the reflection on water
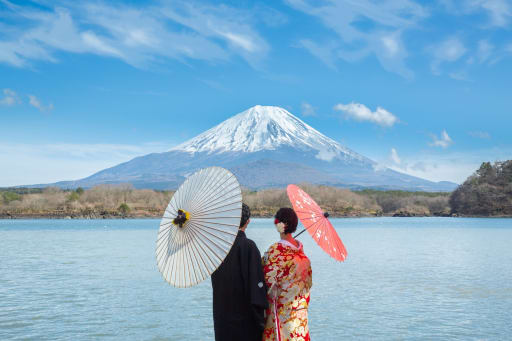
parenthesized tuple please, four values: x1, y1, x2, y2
(1, 218, 512, 340)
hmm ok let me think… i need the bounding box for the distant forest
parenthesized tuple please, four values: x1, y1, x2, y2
(450, 161, 512, 216)
(1, 161, 511, 218)
(0, 184, 451, 218)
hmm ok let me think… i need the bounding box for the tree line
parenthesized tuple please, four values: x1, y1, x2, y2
(0, 183, 450, 218)
(1, 160, 510, 218)
(450, 161, 512, 216)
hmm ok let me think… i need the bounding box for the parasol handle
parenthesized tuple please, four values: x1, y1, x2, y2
(294, 211, 329, 238)
(294, 228, 307, 239)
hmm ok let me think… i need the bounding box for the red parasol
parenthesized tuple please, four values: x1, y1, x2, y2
(287, 184, 347, 262)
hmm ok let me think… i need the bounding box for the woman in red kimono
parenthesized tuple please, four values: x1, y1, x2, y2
(262, 208, 313, 341)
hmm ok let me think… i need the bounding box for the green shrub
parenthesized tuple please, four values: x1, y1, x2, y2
(67, 192, 80, 202)
(118, 203, 130, 215)
(1, 191, 21, 204)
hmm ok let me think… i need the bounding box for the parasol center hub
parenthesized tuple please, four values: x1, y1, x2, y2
(173, 209, 190, 228)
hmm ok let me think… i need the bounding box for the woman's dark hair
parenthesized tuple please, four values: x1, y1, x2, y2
(275, 207, 298, 234)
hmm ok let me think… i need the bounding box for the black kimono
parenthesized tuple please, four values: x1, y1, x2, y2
(211, 230, 268, 341)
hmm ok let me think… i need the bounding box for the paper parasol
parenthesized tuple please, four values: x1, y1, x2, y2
(156, 167, 242, 287)
(287, 184, 347, 262)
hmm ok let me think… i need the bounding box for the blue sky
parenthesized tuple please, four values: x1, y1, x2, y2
(1, 0, 511, 186)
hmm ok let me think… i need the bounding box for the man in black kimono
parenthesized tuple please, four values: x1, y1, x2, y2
(211, 203, 268, 341)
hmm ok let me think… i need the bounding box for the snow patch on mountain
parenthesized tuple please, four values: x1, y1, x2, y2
(171, 105, 368, 162)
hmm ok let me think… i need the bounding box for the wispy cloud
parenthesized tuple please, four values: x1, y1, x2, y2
(28, 95, 53, 112)
(390, 148, 401, 165)
(381, 147, 512, 183)
(449, 70, 472, 82)
(477, 40, 494, 63)
(334, 102, 398, 127)
(441, 0, 512, 28)
(200, 79, 230, 92)
(0, 142, 171, 187)
(301, 102, 316, 117)
(297, 39, 338, 70)
(470, 0, 512, 27)
(0, 1, 270, 69)
(429, 130, 453, 148)
(0, 89, 20, 106)
(286, 0, 428, 78)
(430, 38, 467, 74)
(1, 89, 52, 110)
(468, 130, 491, 139)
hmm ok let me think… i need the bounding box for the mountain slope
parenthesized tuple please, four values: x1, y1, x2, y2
(47, 105, 457, 191)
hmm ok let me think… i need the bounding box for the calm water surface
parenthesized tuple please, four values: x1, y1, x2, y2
(1, 218, 511, 340)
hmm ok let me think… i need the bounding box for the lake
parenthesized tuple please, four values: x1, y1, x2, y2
(1, 218, 511, 340)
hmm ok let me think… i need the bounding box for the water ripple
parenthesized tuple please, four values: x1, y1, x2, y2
(1, 218, 511, 340)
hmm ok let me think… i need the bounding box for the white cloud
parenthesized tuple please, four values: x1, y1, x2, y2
(28, 95, 53, 112)
(315, 148, 337, 162)
(334, 102, 398, 127)
(286, 0, 427, 78)
(0, 89, 19, 106)
(387, 158, 465, 183)
(429, 130, 453, 148)
(372, 163, 387, 172)
(0, 1, 269, 69)
(0, 142, 171, 187)
(221, 32, 256, 52)
(390, 148, 401, 165)
(381, 35, 400, 57)
(301, 102, 316, 117)
(381, 147, 512, 183)
(430, 38, 467, 74)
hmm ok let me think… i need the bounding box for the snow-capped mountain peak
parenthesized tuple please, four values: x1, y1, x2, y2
(171, 105, 365, 161)
(45, 105, 458, 192)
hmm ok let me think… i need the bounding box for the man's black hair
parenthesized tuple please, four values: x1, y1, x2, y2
(240, 203, 251, 228)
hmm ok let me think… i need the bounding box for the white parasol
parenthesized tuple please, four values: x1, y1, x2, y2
(156, 167, 242, 288)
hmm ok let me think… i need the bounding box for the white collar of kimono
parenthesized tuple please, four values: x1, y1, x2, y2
(279, 239, 303, 251)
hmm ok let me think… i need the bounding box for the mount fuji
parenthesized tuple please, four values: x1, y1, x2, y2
(49, 105, 457, 191)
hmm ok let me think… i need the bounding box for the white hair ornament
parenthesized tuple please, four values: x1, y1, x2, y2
(276, 222, 286, 233)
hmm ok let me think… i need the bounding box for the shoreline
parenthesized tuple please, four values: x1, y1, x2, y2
(1, 213, 510, 219)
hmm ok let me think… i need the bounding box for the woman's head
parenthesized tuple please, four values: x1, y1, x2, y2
(274, 207, 298, 234)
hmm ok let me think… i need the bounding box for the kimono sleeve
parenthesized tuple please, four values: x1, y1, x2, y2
(262, 243, 280, 293)
(241, 239, 269, 330)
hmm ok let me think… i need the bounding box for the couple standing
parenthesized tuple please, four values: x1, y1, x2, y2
(211, 204, 313, 341)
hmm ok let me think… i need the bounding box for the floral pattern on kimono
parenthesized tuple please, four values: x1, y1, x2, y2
(262, 240, 312, 341)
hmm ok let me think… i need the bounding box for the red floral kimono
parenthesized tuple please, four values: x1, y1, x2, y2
(262, 240, 313, 341)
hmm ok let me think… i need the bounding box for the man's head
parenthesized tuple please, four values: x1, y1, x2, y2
(240, 203, 251, 230)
